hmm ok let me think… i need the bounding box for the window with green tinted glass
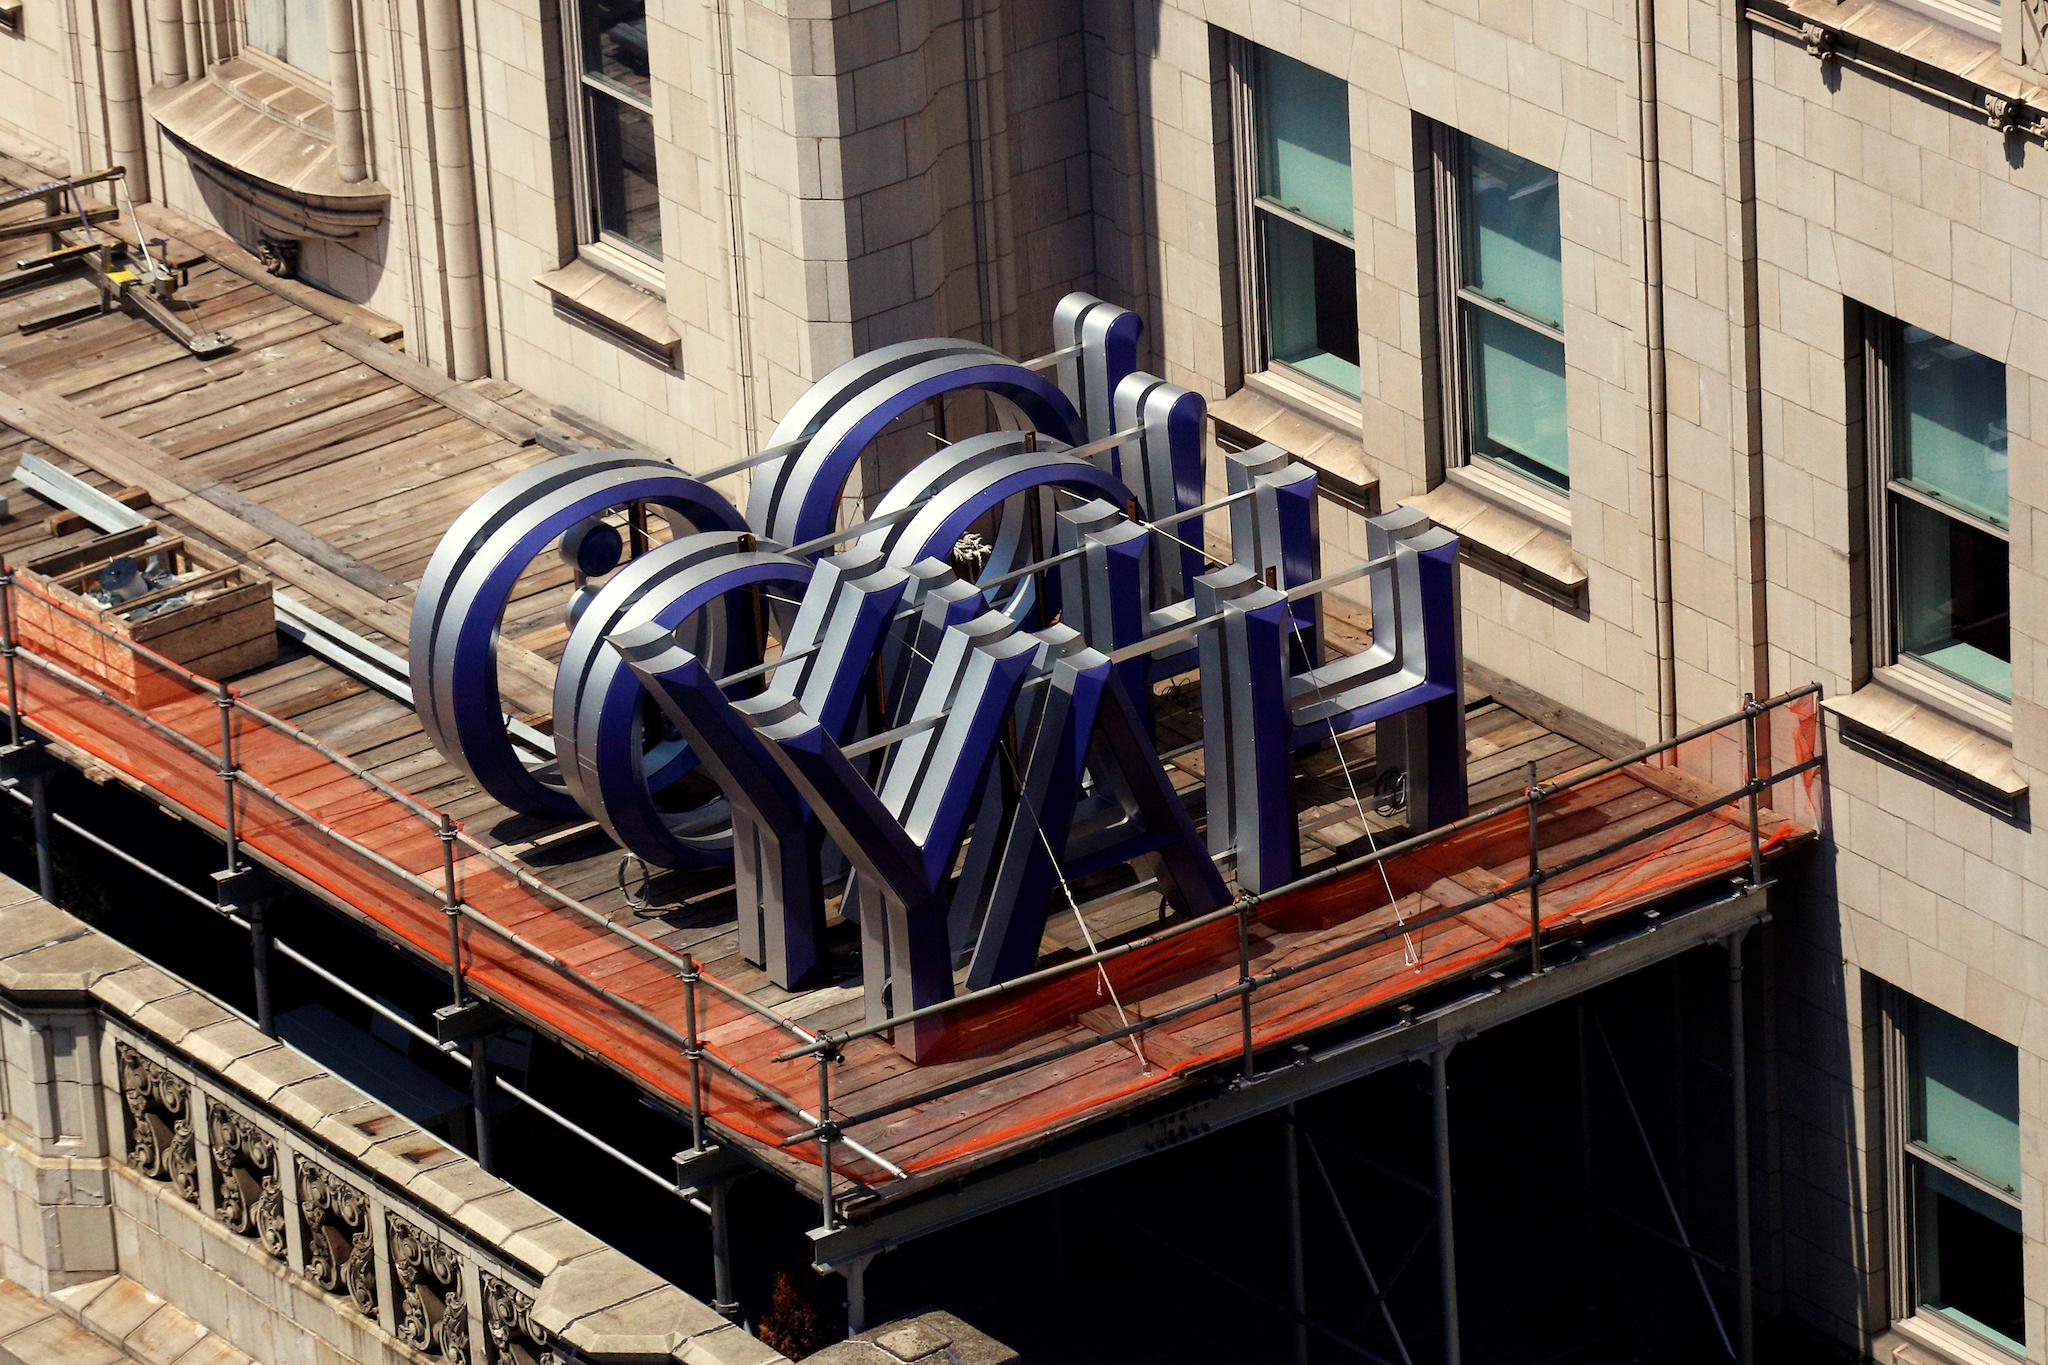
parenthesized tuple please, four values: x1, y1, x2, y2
(1901, 995, 2023, 1356)
(1245, 47, 1358, 395)
(1870, 319, 2008, 699)
(571, 0, 661, 260)
(1437, 130, 1567, 494)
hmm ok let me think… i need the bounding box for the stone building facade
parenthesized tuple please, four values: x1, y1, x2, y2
(7, 0, 2048, 1360)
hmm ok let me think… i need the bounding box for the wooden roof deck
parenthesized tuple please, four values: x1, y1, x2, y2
(0, 155, 1816, 1212)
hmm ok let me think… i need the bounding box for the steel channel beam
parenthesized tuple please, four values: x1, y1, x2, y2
(808, 881, 1771, 1270)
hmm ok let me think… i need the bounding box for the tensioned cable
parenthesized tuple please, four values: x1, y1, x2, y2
(995, 739, 1148, 1072)
(1059, 486, 1418, 966)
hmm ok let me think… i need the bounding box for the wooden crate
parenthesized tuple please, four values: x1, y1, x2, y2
(15, 526, 276, 703)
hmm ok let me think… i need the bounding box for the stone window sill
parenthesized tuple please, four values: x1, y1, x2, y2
(1823, 678, 2025, 816)
(1210, 372, 1376, 507)
(144, 57, 387, 240)
(536, 256, 679, 367)
(1878, 1314, 2027, 1365)
(0, 0, 22, 35)
(1402, 478, 1587, 605)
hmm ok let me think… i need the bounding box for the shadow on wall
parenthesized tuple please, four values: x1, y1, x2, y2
(184, 169, 393, 304)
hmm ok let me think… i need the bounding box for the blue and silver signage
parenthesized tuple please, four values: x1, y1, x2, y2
(411, 295, 1467, 1058)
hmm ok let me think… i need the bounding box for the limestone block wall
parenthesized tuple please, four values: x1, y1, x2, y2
(1737, 21, 2048, 1357)
(1110, 0, 1676, 746)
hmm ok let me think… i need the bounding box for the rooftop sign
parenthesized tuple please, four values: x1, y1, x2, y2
(411, 295, 1466, 1057)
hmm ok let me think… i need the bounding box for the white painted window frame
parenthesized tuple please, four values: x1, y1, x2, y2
(1226, 36, 1359, 404)
(1427, 123, 1572, 518)
(1878, 984, 2027, 1363)
(1860, 310, 2012, 723)
(561, 0, 662, 274)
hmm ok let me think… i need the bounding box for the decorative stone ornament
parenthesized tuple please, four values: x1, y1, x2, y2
(296, 1155, 377, 1317)
(206, 1099, 287, 1261)
(115, 1041, 198, 1204)
(389, 1212, 469, 1362)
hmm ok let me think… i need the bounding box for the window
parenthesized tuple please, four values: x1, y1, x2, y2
(245, 0, 328, 80)
(1888, 993, 2024, 1357)
(568, 0, 660, 261)
(1236, 45, 1358, 396)
(1867, 317, 2009, 700)
(1434, 130, 1567, 494)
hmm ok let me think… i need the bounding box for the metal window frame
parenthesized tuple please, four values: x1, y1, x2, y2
(1880, 983, 2026, 1358)
(561, 0, 662, 266)
(1430, 124, 1570, 502)
(1228, 37, 1358, 399)
(1862, 312, 2010, 704)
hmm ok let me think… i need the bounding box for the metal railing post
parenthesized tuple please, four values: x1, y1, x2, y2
(1526, 762, 1543, 978)
(0, 563, 22, 748)
(816, 1048, 838, 1231)
(683, 950, 707, 1156)
(215, 686, 240, 874)
(438, 813, 465, 1007)
(1235, 893, 1256, 1083)
(1741, 692, 1764, 887)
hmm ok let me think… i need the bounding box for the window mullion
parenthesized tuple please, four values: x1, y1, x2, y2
(1904, 1142, 2024, 1211)
(1252, 197, 1353, 247)
(1886, 479, 2010, 541)
(1455, 284, 1565, 344)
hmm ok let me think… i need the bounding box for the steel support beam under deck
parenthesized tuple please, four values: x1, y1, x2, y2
(810, 881, 1771, 1271)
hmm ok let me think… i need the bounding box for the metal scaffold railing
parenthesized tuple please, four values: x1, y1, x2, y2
(0, 559, 1824, 1232)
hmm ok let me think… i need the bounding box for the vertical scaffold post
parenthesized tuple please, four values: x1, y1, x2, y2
(1433, 1046, 1461, 1365)
(438, 813, 494, 1171)
(1236, 893, 1257, 1083)
(1741, 693, 1764, 887)
(1727, 929, 1755, 1365)
(709, 1179, 740, 1321)
(682, 951, 707, 1156)
(1282, 1105, 1309, 1365)
(1526, 761, 1543, 978)
(0, 564, 50, 904)
(216, 686, 240, 874)
(0, 562, 22, 749)
(468, 1035, 495, 1174)
(439, 813, 464, 1006)
(26, 767, 52, 905)
(816, 1048, 837, 1233)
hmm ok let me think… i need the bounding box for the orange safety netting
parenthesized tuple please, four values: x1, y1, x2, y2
(1, 576, 1822, 1190)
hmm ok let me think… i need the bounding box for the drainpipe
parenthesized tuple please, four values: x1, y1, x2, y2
(324, 0, 368, 183)
(421, 0, 488, 379)
(98, 0, 150, 200)
(1636, 0, 1677, 740)
(147, 0, 187, 83)
(711, 0, 758, 453)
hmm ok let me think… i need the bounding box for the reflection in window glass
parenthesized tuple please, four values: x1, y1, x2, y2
(1449, 132, 1566, 491)
(245, 0, 329, 81)
(1881, 323, 2006, 697)
(590, 97, 662, 258)
(1467, 308, 1567, 491)
(1264, 214, 1359, 394)
(1255, 49, 1353, 237)
(579, 0, 651, 99)
(1460, 137, 1562, 329)
(1902, 997, 2023, 1357)
(574, 0, 661, 260)
(1246, 43, 1357, 396)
